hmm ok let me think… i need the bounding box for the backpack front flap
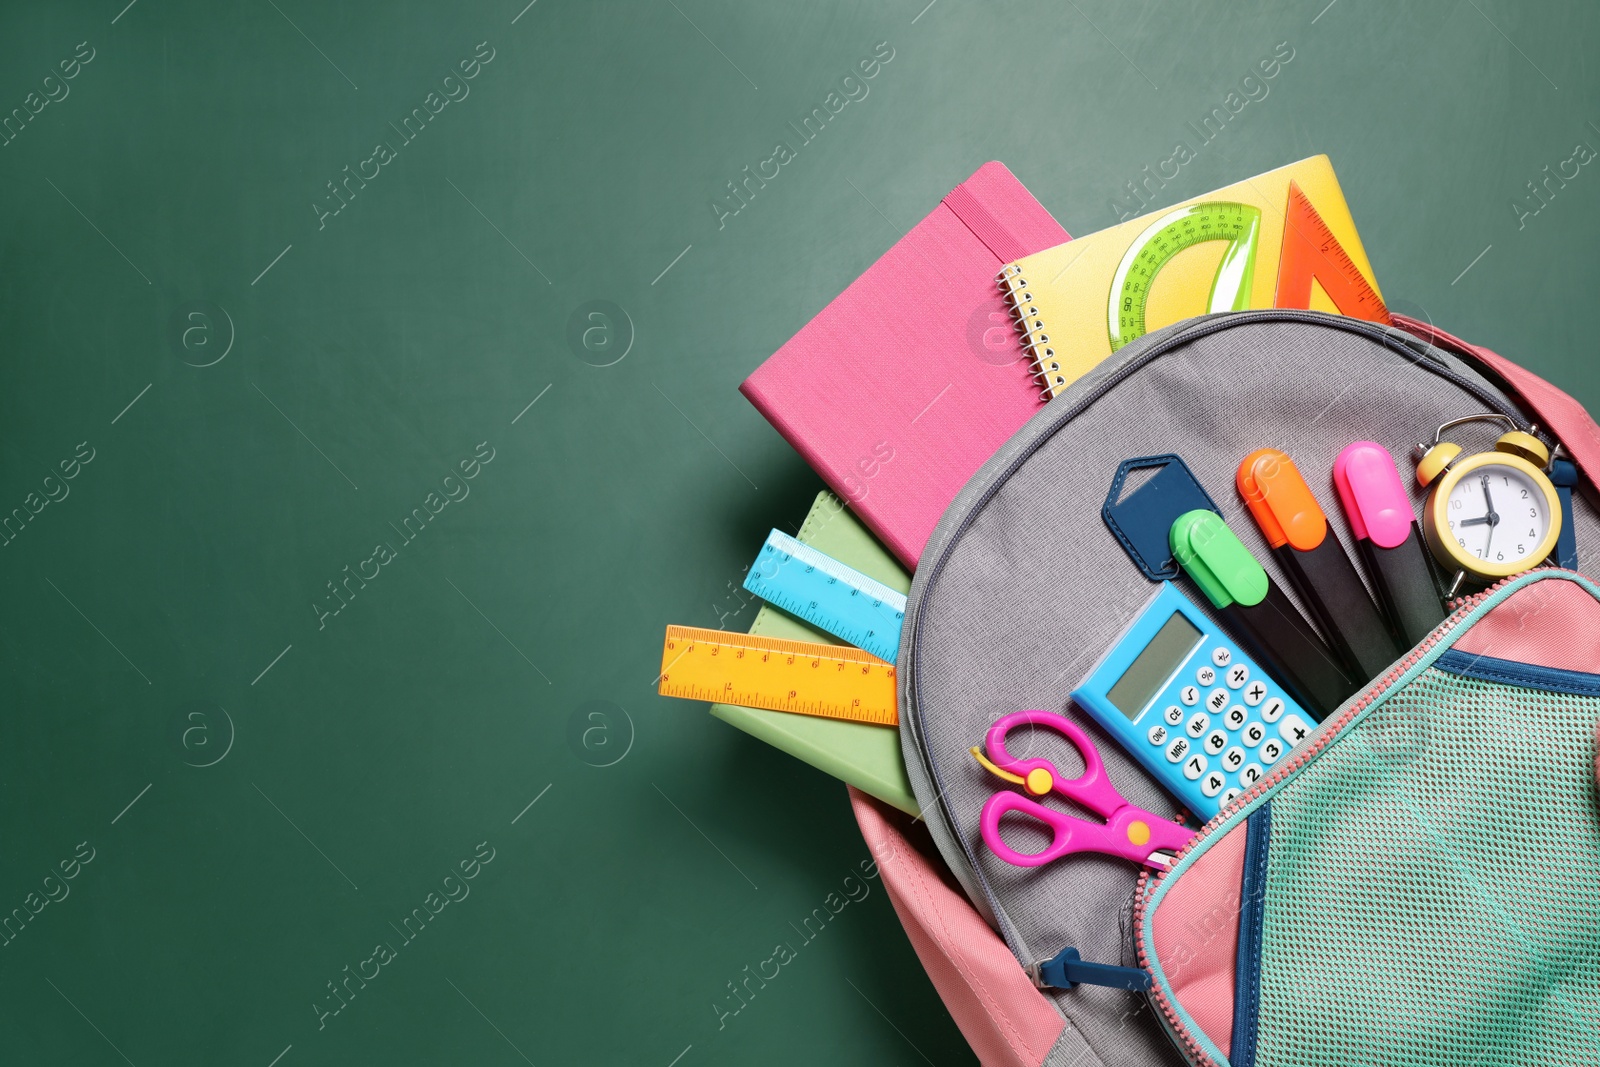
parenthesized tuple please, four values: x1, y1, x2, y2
(1138, 570, 1600, 1067)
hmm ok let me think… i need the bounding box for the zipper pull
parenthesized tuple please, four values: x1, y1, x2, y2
(1027, 946, 1151, 992)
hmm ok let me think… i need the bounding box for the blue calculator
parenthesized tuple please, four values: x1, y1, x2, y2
(1071, 583, 1317, 817)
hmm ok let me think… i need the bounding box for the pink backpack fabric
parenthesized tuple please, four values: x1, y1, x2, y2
(852, 788, 1070, 1065)
(850, 314, 1600, 1065)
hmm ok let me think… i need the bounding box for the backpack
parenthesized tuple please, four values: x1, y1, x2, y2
(849, 310, 1600, 1066)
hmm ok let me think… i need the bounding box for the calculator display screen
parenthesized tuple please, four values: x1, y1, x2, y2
(1106, 612, 1202, 721)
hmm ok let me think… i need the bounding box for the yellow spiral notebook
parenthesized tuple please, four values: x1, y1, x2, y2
(1000, 155, 1390, 399)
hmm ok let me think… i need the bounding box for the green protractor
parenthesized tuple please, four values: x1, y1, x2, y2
(1107, 202, 1263, 352)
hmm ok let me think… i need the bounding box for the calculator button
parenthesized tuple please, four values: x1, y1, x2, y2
(1239, 763, 1264, 788)
(1166, 737, 1190, 763)
(1180, 686, 1200, 707)
(1277, 713, 1314, 748)
(1260, 737, 1285, 765)
(1203, 729, 1227, 755)
(1147, 724, 1169, 746)
(1224, 705, 1248, 730)
(1206, 688, 1230, 712)
(1212, 647, 1232, 667)
(1200, 771, 1227, 798)
(1226, 664, 1250, 689)
(1183, 754, 1208, 781)
(1196, 665, 1217, 686)
(1242, 722, 1266, 748)
(1221, 746, 1246, 771)
(1221, 787, 1243, 805)
(1243, 680, 1268, 706)
(1260, 697, 1286, 723)
(1185, 712, 1210, 738)
(1163, 705, 1185, 727)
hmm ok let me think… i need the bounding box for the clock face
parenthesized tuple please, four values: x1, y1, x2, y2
(1444, 462, 1551, 568)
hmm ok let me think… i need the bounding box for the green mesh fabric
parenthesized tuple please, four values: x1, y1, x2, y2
(1254, 666, 1600, 1067)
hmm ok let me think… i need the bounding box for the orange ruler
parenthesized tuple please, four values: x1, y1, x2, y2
(657, 625, 898, 727)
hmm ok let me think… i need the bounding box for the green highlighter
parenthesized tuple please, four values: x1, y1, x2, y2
(1170, 510, 1357, 721)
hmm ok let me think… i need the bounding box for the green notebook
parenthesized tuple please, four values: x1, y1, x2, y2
(710, 491, 918, 815)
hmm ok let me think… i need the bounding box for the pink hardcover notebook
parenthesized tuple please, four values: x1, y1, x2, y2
(740, 162, 1069, 566)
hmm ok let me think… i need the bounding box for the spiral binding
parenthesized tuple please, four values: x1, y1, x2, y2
(997, 263, 1067, 402)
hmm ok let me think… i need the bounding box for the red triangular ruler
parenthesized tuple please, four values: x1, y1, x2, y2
(1274, 181, 1390, 324)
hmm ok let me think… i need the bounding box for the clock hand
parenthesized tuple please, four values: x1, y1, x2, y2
(1459, 516, 1491, 527)
(1480, 476, 1500, 525)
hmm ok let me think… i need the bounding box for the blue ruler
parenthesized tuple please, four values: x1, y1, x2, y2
(743, 530, 906, 662)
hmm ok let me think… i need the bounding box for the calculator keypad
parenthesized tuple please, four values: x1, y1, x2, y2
(1103, 624, 1313, 819)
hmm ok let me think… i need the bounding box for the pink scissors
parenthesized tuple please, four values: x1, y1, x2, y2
(971, 709, 1194, 870)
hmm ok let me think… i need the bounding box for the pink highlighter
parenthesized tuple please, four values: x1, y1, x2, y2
(1332, 442, 1447, 648)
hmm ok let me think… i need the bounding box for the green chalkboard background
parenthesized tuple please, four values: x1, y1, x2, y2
(1, 0, 1596, 1063)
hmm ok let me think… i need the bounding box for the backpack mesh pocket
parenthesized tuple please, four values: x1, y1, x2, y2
(1252, 664, 1600, 1066)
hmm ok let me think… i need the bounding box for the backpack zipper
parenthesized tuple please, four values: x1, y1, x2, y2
(1128, 574, 1524, 1067)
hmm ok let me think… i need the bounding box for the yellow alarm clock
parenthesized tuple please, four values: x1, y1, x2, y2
(1415, 414, 1562, 595)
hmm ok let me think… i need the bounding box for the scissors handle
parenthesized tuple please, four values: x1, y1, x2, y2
(984, 710, 1120, 818)
(979, 790, 1189, 869)
(978, 709, 1195, 869)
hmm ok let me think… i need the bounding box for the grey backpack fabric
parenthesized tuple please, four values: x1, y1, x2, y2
(895, 309, 1600, 1066)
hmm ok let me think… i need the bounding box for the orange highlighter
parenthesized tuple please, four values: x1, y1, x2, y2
(1237, 449, 1402, 684)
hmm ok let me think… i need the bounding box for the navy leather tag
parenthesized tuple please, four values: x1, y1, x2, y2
(1102, 455, 1222, 581)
